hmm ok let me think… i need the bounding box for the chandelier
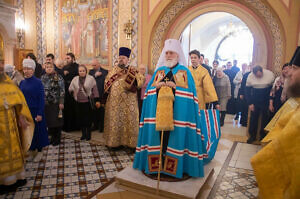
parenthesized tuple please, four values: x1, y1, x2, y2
(15, 18, 26, 48)
(219, 21, 247, 37)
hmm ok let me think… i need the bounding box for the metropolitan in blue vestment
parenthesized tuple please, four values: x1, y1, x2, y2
(20, 59, 49, 151)
(133, 39, 220, 178)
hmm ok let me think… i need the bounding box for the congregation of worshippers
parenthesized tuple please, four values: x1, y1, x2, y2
(0, 38, 299, 195)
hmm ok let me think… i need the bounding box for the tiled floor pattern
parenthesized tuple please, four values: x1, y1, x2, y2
(1, 117, 261, 199)
(211, 143, 260, 199)
(0, 137, 134, 199)
(214, 167, 258, 199)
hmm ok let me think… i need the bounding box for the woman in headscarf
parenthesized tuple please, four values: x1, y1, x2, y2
(4, 64, 24, 86)
(214, 68, 231, 126)
(41, 62, 65, 146)
(19, 59, 49, 162)
(69, 65, 100, 141)
(26, 53, 43, 79)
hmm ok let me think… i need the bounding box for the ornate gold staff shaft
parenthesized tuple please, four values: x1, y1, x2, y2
(157, 130, 164, 194)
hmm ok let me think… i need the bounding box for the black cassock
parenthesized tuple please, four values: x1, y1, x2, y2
(62, 62, 79, 132)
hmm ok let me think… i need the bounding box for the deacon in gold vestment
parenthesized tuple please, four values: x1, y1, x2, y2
(188, 50, 218, 110)
(0, 59, 34, 190)
(251, 47, 300, 199)
(104, 47, 144, 148)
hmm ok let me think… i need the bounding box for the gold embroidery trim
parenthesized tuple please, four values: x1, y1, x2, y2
(148, 154, 160, 172)
(174, 70, 188, 88)
(151, 70, 165, 87)
(163, 155, 178, 175)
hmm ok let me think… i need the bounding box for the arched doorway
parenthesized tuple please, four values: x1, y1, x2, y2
(149, 0, 285, 74)
(180, 12, 254, 67)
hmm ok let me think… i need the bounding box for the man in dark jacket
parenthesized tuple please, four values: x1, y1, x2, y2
(224, 61, 240, 114)
(89, 59, 108, 132)
(199, 54, 211, 76)
(246, 65, 274, 143)
(62, 53, 79, 132)
(238, 66, 251, 127)
(45, 53, 64, 77)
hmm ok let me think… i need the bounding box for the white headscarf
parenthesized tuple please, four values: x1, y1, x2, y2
(4, 64, 15, 73)
(155, 39, 187, 70)
(22, 58, 36, 70)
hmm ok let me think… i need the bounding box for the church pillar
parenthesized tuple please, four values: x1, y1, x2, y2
(118, 0, 131, 49)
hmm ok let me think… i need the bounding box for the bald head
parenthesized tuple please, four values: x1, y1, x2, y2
(204, 58, 209, 65)
(138, 64, 148, 75)
(55, 58, 64, 69)
(91, 59, 100, 69)
(242, 63, 248, 72)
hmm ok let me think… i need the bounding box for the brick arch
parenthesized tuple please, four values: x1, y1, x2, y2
(149, 0, 285, 75)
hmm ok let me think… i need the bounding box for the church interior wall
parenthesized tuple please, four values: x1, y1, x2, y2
(138, 0, 172, 72)
(140, 0, 299, 73)
(118, 0, 131, 49)
(0, 0, 298, 71)
(0, 1, 16, 65)
(23, 0, 37, 57)
(265, 0, 299, 63)
(45, 0, 55, 55)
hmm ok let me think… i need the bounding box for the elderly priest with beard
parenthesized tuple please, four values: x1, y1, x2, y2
(133, 39, 219, 179)
(0, 58, 34, 194)
(251, 47, 300, 199)
(104, 47, 145, 150)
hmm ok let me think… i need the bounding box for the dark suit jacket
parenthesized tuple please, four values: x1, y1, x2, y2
(89, 67, 108, 98)
(202, 63, 212, 76)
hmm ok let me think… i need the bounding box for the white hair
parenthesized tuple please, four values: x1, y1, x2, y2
(155, 39, 187, 70)
(4, 64, 15, 73)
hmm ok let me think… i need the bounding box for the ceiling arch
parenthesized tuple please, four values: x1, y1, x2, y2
(149, 0, 285, 75)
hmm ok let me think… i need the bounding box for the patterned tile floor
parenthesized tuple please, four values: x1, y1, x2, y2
(214, 167, 258, 199)
(209, 142, 259, 199)
(95, 142, 260, 199)
(1, 116, 261, 199)
(0, 136, 134, 199)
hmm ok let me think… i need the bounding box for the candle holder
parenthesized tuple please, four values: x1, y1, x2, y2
(124, 20, 133, 40)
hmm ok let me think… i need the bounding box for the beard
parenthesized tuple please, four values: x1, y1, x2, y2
(164, 59, 178, 68)
(287, 79, 300, 98)
(118, 63, 126, 68)
(118, 60, 128, 68)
